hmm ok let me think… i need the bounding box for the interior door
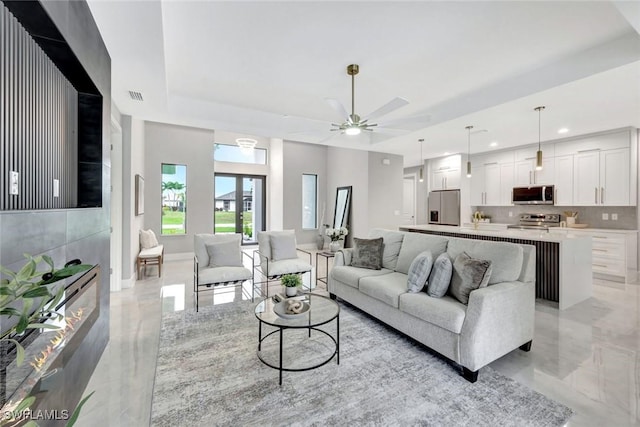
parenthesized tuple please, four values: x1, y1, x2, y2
(402, 176, 416, 225)
(214, 174, 265, 244)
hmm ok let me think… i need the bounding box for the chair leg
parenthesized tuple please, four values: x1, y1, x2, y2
(158, 255, 162, 277)
(196, 285, 199, 312)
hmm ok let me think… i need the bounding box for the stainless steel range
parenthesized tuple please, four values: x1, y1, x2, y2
(507, 213, 560, 231)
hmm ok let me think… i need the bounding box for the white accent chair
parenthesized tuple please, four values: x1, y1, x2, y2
(253, 230, 312, 296)
(194, 233, 253, 312)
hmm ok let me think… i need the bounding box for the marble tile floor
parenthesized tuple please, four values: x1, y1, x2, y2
(77, 255, 640, 426)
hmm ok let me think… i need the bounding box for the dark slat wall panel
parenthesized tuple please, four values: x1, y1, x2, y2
(404, 228, 561, 303)
(0, 4, 77, 211)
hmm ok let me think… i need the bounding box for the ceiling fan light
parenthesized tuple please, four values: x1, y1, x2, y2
(345, 126, 361, 136)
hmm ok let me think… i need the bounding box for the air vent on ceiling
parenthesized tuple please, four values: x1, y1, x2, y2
(128, 90, 144, 101)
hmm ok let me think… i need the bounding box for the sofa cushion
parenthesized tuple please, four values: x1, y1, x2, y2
(331, 266, 393, 289)
(426, 252, 453, 298)
(351, 237, 384, 270)
(270, 233, 298, 261)
(407, 251, 433, 293)
(395, 233, 449, 275)
(449, 252, 492, 305)
(359, 272, 409, 308)
(139, 245, 163, 258)
(447, 238, 522, 285)
(260, 258, 312, 277)
(198, 266, 252, 285)
(206, 240, 242, 268)
(368, 229, 405, 270)
(399, 292, 467, 334)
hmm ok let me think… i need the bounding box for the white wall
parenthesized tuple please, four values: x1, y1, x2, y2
(326, 147, 369, 246)
(404, 164, 428, 224)
(282, 140, 327, 244)
(121, 115, 145, 283)
(368, 152, 404, 230)
(145, 121, 215, 254)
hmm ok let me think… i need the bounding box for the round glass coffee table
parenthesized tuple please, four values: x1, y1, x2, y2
(254, 293, 340, 385)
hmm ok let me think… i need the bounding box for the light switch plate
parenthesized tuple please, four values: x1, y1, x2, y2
(10, 171, 19, 195)
(611, 213, 618, 221)
(602, 213, 609, 220)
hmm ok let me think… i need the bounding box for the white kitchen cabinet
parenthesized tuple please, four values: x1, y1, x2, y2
(471, 162, 505, 206)
(568, 229, 637, 281)
(600, 148, 629, 205)
(515, 157, 554, 186)
(500, 163, 514, 205)
(554, 155, 574, 206)
(573, 148, 630, 206)
(430, 155, 461, 191)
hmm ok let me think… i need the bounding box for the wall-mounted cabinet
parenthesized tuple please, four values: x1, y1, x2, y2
(574, 148, 630, 206)
(467, 128, 636, 207)
(429, 155, 461, 191)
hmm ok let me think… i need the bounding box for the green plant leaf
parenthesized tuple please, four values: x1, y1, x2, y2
(16, 259, 37, 282)
(22, 287, 52, 299)
(0, 264, 16, 278)
(66, 390, 94, 427)
(15, 314, 29, 334)
(13, 395, 36, 414)
(0, 307, 20, 317)
(0, 286, 13, 295)
(27, 323, 61, 330)
(42, 254, 55, 271)
(2, 339, 25, 366)
(39, 264, 92, 285)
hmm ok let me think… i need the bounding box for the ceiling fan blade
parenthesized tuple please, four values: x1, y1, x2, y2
(364, 97, 409, 122)
(325, 98, 350, 122)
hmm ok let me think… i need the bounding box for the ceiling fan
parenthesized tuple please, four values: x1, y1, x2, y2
(327, 64, 425, 137)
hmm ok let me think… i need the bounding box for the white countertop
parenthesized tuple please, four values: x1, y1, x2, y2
(399, 224, 592, 243)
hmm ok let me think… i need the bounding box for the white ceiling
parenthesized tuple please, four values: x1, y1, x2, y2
(87, 1, 640, 166)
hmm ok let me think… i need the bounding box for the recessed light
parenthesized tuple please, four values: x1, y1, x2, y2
(489, 141, 498, 147)
(558, 128, 569, 134)
(443, 152, 451, 155)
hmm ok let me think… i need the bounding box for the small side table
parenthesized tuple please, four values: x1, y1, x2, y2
(316, 251, 335, 289)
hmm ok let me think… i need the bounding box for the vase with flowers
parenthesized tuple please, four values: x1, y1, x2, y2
(325, 227, 348, 252)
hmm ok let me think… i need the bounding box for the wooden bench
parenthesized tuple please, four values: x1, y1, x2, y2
(137, 244, 164, 279)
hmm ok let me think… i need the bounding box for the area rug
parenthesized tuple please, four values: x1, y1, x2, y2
(151, 300, 573, 426)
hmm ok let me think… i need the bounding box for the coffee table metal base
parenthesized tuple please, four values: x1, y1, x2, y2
(256, 318, 340, 385)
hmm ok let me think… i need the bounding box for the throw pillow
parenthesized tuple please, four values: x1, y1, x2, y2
(270, 232, 298, 261)
(206, 240, 243, 268)
(148, 229, 159, 247)
(406, 251, 433, 293)
(448, 251, 493, 305)
(351, 237, 383, 270)
(139, 229, 158, 249)
(426, 252, 453, 298)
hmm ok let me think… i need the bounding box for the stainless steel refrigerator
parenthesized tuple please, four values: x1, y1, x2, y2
(428, 190, 460, 226)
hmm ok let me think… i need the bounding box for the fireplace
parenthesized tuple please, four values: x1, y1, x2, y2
(1, 265, 100, 421)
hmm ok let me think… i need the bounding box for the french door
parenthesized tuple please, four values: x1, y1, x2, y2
(214, 173, 266, 244)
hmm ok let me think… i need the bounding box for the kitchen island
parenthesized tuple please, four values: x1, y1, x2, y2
(399, 224, 593, 310)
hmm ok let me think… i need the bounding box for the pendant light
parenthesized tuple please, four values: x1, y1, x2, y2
(534, 106, 545, 171)
(418, 138, 424, 182)
(465, 126, 473, 178)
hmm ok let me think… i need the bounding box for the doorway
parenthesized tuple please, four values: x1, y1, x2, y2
(214, 173, 266, 244)
(402, 175, 416, 226)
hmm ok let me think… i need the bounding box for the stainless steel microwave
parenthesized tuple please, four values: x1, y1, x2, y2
(512, 185, 554, 205)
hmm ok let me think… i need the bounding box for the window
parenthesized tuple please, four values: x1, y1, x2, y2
(214, 143, 267, 165)
(302, 174, 317, 229)
(161, 164, 187, 235)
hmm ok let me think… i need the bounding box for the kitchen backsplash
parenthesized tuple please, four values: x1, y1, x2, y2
(473, 205, 637, 230)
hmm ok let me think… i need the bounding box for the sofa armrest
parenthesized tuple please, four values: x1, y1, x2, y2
(334, 248, 354, 266)
(459, 280, 535, 371)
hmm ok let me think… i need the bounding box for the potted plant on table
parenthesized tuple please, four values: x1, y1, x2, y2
(280, 274, 302, 297)
(325, 227, 349, 252)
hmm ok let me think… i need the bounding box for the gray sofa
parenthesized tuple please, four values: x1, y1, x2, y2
(328, 229, 536, 382)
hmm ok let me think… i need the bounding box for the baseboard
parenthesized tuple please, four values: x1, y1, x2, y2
(121, 273, 135, 289)
(164, 252, 193, 261)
